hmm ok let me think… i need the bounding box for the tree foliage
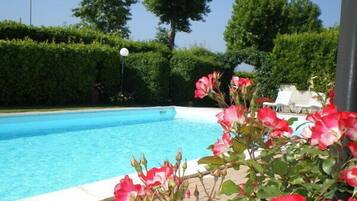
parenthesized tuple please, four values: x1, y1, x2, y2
(154, 26, 170, 47)
(224, 0, 322, 52)
(72, 0, 137, 38)
(143, 0, 212, 49)
(286, 0, 322, 33)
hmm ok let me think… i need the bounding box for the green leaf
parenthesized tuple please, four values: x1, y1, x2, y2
(256, 185, 282, 199)
(246, 160, 264, 173)
(232, 140, 246, 154)
(271, 159, 288, 176)
(220, 180, 239, 196)
(322, 158, 335, 175)
(287, 117, 298, 125)
(198, 156, 225, 165)
(244, 179, 254, 195)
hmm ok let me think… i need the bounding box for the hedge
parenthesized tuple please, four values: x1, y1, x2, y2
(220, 48, 274, 98)
(0, 39, 121, 105)
(170, 50, 230, 105)
(271, 30, 338, 93)
(0, 21, 170, 56)
(125, 52, 170, 104)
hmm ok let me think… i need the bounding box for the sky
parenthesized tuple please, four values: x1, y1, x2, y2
(0, 0, 341, 52)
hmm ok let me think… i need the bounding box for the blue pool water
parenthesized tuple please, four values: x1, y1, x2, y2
(0, 108, 221, 201)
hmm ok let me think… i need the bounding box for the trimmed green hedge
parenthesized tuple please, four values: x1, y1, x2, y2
(0, 39, 173, 106)
(0, 21, 170, 56)
(0, 39, 121, 105)
(271, 30, 338, 92)
(125, 52, 170, 104)
(170, 50, 230, 104)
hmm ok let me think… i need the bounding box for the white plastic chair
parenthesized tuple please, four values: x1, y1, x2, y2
(263, 91, 293, 112)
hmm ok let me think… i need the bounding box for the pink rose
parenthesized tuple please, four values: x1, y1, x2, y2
(194, 72, 221, 99)
(194, 76, 213, 99)
(212, 132, 231, 156)
(340, 112, 357, 141)
(306, 104, 344, 150)
(231, 76, 253, 94)
(114, 176, 143, 201)
(139, 163, 174, 188)
(257, 107, 292, 138)
(270, 194, 306, 201)
(231, 76, 253, 88)
(340, 167, 357, 187)
(258, 107, 279, 128)
(216, 105, 247, 131)
(348, 197, 357, 201)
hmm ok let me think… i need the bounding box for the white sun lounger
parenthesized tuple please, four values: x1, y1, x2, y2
(294, 92, 324, 113)
(263, 91, 293, 112)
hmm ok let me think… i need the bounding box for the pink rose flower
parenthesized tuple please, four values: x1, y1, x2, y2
(194, 72, 221, 99)
(217, 105, 247, 131)
(139, 163, 174, 188)
(231, 76, 253, 94)
(340, 167, 357, 187)
(348, 197, 357, 201)
(257, 107, 292, 138)
(270, 194, 306, 201)
(231, 76, 253, 88)
(194, 76, 213, 99)
(309, 113, 343, 150)
(114, 175, 143, 201)
(340, 112, 357, 141)
(212, 132, 231, 156)
(305, 104, 344, 150)
(258, 107, 279, 128)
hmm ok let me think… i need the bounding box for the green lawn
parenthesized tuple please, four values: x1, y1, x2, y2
(0, 105, 128, 113)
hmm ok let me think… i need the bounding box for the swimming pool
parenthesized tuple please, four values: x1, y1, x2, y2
(0, 107, 221, 201)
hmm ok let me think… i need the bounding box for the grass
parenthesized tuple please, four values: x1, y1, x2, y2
(0, 105, 129, 113)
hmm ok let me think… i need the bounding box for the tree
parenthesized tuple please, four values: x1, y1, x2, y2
(286, 0, 322, 33)
(72, 0, 137, 38)
(154, 26, 170, 46)
(143, 0, 212, 50)
(224, 0, 322, 52)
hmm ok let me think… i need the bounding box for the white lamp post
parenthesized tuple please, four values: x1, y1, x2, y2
(120, 48, 129, 94)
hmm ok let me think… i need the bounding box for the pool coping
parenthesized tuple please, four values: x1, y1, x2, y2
(14, 106, 306, 201)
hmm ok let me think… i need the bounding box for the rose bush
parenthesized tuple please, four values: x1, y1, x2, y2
(114, 153, 190, 201)
(196, 72, 357, 200)
(114, 72, 357, 201)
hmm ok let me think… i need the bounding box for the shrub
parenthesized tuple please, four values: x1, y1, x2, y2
(125, 52, 170, 104)
(271, 30, 338, 92)
(0, 20, 170, 56)
(170, 50, 229, 105)
(0, 39, 120, 105)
